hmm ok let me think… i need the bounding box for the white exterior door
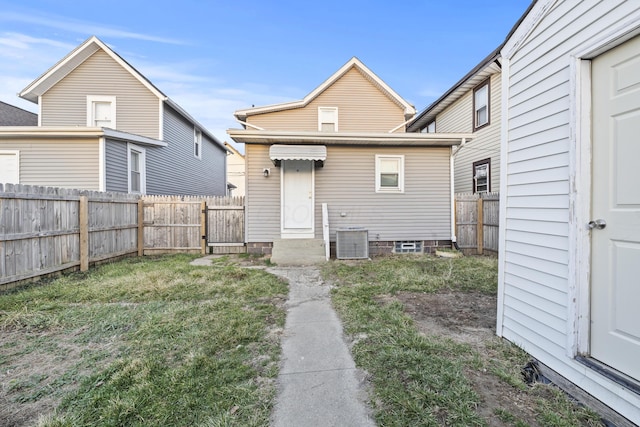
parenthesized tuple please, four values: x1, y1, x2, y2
(282, 160, 314, 238)
(590, 35, 640, 382)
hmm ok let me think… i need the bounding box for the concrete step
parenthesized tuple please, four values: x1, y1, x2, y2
(271, 239, 327, 266)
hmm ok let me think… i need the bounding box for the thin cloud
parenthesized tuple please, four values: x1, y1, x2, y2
(0, 12, 185, 45)
(0, 33, 76, 51)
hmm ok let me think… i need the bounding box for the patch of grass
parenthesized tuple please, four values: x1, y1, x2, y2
(0, 254, 287, 427)
(323, 255, 603, 427)
(325, 256, 490, 426)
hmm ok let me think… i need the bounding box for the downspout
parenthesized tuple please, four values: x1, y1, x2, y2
(387, 117, 415, 133)
(235, 119, 264, 131)
(451, 138, 467, 251)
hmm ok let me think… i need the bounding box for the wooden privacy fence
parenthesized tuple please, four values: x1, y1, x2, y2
(0, 184, 245, 290)
(0, 184, 141, 289)
(143, 195, 244, 255)
(455, 192, 500, 255)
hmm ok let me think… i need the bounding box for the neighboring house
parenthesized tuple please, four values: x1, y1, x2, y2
(499, 1, 640, 424)
(0, 36, 227, 195)
(225, 142, 246, 196)
(228, 57, 472, 263)
(0, 101, 38, 126)
(407, 48, 502, 194)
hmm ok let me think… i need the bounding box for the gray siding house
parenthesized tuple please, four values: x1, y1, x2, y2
(0, 36, 227, 196)
(407, 48, 502, 195)
(228, 57, 472, 263)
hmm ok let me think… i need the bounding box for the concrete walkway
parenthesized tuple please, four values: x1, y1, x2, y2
(267, 266, 375, 427)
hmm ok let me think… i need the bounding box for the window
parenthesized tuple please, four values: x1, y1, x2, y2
(0, 150, 19, 184)
(87, 95, 116, 128)
(194, 128, 202, 159)
(318, 107, 338, 132)
(473, 158, 490, 193)
(128, 144, 146, 194)
(420, 121, 436, 133)
(473, 80, 490, 129)
(375, 155, 404, 193)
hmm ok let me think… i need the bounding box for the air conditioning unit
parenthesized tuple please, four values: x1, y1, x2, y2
(336, 228, 369, 259)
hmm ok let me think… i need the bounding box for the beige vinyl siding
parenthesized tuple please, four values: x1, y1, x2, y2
(248, 67, 407, 132)
(502, 0, 640, 419)
(245, 144, 281, 241)
(436, 73, 501, 193)
(0, 138, 99, 189)
(41, 50, 160, 139)
(245, 144, 451, 242)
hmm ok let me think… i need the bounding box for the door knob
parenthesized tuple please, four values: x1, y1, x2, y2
(588, 219, 606, 230)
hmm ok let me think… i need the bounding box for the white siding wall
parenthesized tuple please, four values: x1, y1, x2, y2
(0, 138, 99, 189)
(501, 0, 640, 421)
(245, 144, 452, 243)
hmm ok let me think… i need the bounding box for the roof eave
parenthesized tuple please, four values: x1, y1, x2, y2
(226, 129, 473, 147)
(407, 48, 502, 132)
(19, 36, 166, 104)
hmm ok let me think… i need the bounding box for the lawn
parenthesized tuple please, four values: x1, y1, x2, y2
(1, 253, 605, 427)
(0, 254, 288, 427)
(323, 255, 603, 427)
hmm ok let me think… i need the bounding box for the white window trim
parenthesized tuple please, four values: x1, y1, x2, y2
(87, 95, 117, 128)
(473, 82, 489, 129)
(473, 159, 490, 194)
(318, 107, 338, 132)
(0, 150, 20, 184)
(375, 154, 404, 193)
(127, 143, 146, 194)
(194, 128, 202, 159)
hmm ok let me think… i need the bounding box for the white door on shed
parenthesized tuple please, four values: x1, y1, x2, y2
(281, 160, 314, 238)
(590, 34, 640, 382)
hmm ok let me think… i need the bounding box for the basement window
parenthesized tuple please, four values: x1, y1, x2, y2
(394, 241, 422, 253)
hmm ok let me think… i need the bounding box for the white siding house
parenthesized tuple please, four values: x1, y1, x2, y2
(499, 1, 640, 424)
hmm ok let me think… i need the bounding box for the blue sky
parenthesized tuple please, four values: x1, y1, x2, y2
(0, 1, 531, 145)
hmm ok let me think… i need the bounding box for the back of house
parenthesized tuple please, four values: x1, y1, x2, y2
(229, 57, 472, 263)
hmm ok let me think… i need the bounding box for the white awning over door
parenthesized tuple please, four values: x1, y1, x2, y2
(269, 145, 327, 162)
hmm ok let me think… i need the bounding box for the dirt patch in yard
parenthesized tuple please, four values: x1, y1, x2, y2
(392, 291, 585, 427)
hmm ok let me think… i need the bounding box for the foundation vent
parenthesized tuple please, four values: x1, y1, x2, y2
(336, 228, 369, 259)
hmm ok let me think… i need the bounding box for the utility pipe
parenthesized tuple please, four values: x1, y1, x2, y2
(450, 138, 467, 250)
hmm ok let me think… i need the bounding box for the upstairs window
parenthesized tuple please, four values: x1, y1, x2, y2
(318, 107, 338, 132)
(376, 155, 404, 193)
(473, 80, 490, 130)
(87, 95, 116, 128)
(473, 158, 490, 194)
(194, 128, 202, 159)
(420, 121, 436, 133)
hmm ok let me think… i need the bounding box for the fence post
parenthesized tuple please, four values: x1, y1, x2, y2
(200, 201, 207, 255)
(138, 199, 144, 257)
(477, 197, 484, 255)
(79, 196, 89, 271)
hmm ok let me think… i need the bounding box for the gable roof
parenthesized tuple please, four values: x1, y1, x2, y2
(407, 0, 537, 132)
(407, 47, 502, 132)
(20, 36, 165, 103)
(0, 101, 38, 126)
(18, 35, 227, 151)
(234, 57, 416, 122)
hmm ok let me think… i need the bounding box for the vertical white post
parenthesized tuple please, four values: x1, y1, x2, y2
(322, 203, 330, 261)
